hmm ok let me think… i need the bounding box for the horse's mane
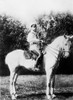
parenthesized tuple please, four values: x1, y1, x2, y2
(51, 35, 64, 43)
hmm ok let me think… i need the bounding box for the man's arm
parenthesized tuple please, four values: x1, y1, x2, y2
(27, 32, 40, 43)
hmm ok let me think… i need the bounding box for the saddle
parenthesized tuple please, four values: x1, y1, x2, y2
(24, 50, 39, 60)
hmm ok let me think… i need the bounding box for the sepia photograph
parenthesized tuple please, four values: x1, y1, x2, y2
(0, 0, 73, 100)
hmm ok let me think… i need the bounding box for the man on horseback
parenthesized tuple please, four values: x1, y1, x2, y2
(27, 24, 41, 58)
(27, 24, 42, 70)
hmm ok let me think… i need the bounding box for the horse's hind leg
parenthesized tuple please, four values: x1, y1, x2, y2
(10, 71, 15, 99)
(12, 73, 18, 98)
(10, 69, 18, 100)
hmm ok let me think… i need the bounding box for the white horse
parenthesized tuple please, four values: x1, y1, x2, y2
(5, 35, 73, 100)
(5, 49, 40, 99)
(44, 35, 73, 100)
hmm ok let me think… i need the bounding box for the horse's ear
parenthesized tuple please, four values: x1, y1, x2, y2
(64, 34, 67, 39)
(70, 35, 73, 39)
(69, 35, 73, 42)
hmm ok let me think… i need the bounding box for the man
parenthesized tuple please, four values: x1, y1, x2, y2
(27, 24, 41, 59)
(27, 24, 42, 70)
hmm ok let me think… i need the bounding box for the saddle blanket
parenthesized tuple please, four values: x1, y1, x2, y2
(24, 50, 39, 60)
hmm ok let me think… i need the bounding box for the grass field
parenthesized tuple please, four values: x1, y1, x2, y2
(0, 75, 73, 100)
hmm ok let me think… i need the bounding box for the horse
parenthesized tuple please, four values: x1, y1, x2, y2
(5, 48, 41, 99)
(44, 35, 73, 99)
(5, 34, 73, 100)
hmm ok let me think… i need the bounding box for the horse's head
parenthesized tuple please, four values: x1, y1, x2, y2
(62, 35, 73, 58)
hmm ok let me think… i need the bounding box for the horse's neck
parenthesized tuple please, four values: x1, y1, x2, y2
(50, 36, 63, 50)
(49, 41, 60, 51)
(45, 36, 64, 58)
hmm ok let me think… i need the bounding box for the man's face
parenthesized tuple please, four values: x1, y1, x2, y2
(31, 27, 36, 31)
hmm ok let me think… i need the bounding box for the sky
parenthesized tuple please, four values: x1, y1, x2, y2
(0, 0, 73, 27)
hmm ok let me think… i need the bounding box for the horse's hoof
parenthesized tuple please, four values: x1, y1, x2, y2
(47, 95, 52, 100)
(51, 94, 56, 99)
(12, 96, 16, 100)
(47, 95, 56, 100)
(11, 93, 18, 100)
(15, 93, 18, 98)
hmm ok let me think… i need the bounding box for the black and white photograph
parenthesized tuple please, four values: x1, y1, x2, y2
(0, 0, 73, 100)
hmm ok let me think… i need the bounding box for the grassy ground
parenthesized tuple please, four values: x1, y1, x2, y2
(0, 75, 73, 100)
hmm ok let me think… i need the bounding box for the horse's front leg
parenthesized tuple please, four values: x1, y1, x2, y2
(50, 76, 56, 99)
(46, 68, 52, 100)
(10, 71, 18, 100)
